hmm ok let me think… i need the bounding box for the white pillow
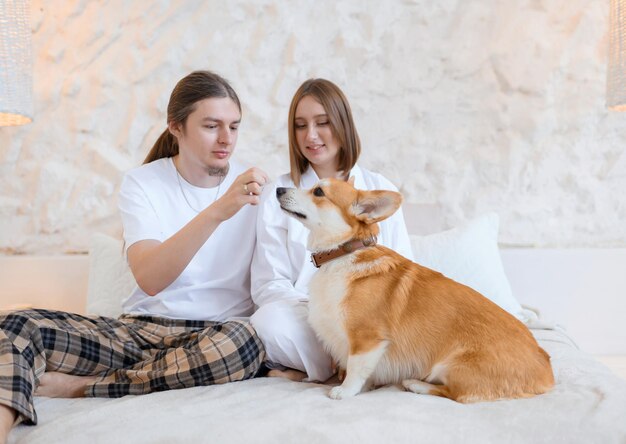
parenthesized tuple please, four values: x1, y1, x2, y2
(86, 233, 136, 318)
(409, 213, 523, 318)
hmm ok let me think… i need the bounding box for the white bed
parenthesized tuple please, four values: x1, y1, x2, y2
(7, 213, 626, 443)
(9, 327, 626, 444)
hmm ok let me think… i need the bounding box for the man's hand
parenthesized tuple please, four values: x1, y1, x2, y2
(210, 167, 269, 222)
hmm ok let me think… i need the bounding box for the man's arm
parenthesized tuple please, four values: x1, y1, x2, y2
(128, 167, 267, 296)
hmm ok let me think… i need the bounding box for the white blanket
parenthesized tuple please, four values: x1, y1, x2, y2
(9, 328, 626, 444)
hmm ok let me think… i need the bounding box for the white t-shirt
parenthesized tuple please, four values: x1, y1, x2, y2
(251, 164, 414, 307)
(118, 157, 257, 321)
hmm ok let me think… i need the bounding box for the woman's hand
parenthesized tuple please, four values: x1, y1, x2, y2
(209, 167, 269, 222)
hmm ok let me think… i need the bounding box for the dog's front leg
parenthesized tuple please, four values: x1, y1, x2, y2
(329, 340, 388, 400)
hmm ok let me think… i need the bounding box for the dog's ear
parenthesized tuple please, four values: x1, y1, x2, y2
(352, 190, 403, 224)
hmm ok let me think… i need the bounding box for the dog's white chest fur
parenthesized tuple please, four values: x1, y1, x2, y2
(307, 258, 352, 366)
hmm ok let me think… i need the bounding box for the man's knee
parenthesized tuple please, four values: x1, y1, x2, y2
(0, 310, 40, 336)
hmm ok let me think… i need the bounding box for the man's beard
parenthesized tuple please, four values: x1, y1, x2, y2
(206, 164, 230, 177)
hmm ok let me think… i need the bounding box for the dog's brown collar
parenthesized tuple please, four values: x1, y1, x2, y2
(310, 236, 377, 268)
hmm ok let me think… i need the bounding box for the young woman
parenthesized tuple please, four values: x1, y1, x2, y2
(0, 71, 268, 442)
(250, 79, 413, 383)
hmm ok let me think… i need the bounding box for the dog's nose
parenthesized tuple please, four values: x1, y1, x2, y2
(276, 187, 287, 198)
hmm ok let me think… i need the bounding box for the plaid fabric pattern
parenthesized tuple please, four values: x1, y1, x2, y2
(0, 309, 264, 425)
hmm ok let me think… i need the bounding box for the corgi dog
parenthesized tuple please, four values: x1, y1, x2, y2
(276, 178, 554, 402)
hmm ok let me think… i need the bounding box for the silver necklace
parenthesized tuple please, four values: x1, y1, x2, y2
(175, 165, 225, 214)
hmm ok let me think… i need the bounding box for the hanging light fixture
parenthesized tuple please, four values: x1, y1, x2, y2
(608, 0, 626, 111)
(0, 0, 33, 126)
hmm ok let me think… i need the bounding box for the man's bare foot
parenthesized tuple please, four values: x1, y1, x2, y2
(267, 369, 307, 382)
(0, 404, 17, 444)
(35, 372, 97, 398)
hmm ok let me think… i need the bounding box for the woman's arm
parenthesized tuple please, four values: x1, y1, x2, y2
(251, 182, 308, 306)
(127, 167, 267, 296)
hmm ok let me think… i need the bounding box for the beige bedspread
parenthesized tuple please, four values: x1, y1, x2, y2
(9, 327, 626, 444)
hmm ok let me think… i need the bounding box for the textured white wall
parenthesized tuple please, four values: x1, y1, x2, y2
(0, 0, 624, 254)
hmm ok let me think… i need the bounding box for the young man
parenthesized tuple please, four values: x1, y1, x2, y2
(0, 71, 268, 443)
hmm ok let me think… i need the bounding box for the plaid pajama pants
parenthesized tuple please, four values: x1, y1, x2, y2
(0, 309, 265, 425)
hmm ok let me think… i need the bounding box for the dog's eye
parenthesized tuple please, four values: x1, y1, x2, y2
(313, 187, 325, 197)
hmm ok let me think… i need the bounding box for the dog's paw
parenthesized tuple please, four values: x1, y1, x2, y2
(328, 386, 346, 399)
(328, 385, 358, 400)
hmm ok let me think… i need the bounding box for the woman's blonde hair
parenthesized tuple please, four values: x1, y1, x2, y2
(143, 70, 241, 164)
(287, 79, 361, 187)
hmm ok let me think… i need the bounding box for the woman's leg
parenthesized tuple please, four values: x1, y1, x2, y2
(250, 300, 333, 382)
(87, 318, 265, 396)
